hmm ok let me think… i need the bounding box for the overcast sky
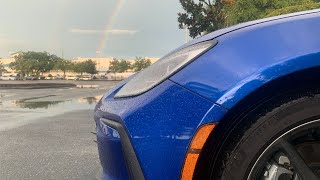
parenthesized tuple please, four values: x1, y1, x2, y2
(0, 0, 186, 59)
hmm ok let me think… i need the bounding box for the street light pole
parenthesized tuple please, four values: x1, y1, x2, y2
(96, 51, 101, 75)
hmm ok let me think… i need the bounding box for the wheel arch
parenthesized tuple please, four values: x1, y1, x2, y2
(194, 60, 320, 179)
(215, 52, 320, 109)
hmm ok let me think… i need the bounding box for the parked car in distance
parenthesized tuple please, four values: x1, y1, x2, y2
(80, 75, 91, 81)
(25, 76, 37, 80)
(56, 75, 64, 80)
(98, 75, 107, 79)
(45, 76, 54, 80)
(38, 76, 45, 80)
(0, 75, 17, 80)
(66, 75, 80, 80)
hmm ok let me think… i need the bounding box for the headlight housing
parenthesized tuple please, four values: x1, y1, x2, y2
(114, 40, 218, 98)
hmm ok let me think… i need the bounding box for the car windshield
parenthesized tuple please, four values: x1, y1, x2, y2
(0, 0, 319, 179)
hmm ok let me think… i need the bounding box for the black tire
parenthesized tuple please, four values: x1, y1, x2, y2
(198, 92, 320, 180)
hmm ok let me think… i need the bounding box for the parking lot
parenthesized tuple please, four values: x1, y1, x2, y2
(0, 80, 118, 180)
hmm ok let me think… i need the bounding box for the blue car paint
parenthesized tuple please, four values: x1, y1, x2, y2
(95, 10, 320, 180)
(95, 80, 228, 180)
(170, 11, 320, 109)
(96, 119, 129, 180)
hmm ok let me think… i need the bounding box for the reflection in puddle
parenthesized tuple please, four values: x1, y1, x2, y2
(18, 95, 57, 102)
(2, 95, 102, 110)
(79, 97, 99, 105)
(14, 100, 65, 109)
(0, 93, 104, 131)
(8, 95, 61, 109)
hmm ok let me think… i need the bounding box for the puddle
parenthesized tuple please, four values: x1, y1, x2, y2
(17, 95, 57, 102)
(0, 86, 106, 131)
(0, 96, 104, 131)
(79, 97, 100, 105)
(13, 100, 65, 109)
(1, 95, 102, 110)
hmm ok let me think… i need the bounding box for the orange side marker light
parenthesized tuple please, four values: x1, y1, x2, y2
(181, 123, 216, 180)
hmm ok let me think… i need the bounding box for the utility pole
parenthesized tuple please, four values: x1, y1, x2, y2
(96, 51, 101, 75)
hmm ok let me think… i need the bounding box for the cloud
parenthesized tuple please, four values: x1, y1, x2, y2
(69, 28, 138, 35)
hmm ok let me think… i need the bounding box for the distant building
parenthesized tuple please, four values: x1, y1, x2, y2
(0, 52, 24, 74)
(0, 58, 15, 73)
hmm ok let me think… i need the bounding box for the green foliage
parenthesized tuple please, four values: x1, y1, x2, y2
(118, 60, 131, 73)
(132, 57, 151, 72)
(73, 59, 97, 75)
(0, 63, 7, 74)
(10, 51, 60, 76)
(83, 59, 97, 74)
(178, 0, 232, 38)
(226, 0, 316, 25)
(108, 58, 119, 73)
(73, 63, 84, 75)
(267, 2, 320, 17)
(178, 0, 319, 37)
(53, 59, 73, 76)
(109, 58, 131, 73)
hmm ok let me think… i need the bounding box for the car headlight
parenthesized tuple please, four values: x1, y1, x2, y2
(114, 40, 218, 98)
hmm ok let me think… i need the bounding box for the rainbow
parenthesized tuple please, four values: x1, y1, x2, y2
(97, 0, 126, 54)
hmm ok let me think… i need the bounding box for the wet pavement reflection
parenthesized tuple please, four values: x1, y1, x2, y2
(0, 81, 118, 131)
(0, 91, 103, 131)
(0, 81, 119, 180)
(1, 95, 101, 110)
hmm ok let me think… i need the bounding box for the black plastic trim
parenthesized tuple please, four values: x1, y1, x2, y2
(100, 118, 145, 180)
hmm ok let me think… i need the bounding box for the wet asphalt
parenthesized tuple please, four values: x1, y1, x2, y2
(0, 80, 119, 180)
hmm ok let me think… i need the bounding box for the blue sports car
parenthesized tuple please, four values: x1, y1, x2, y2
(95, 9, 320, 180)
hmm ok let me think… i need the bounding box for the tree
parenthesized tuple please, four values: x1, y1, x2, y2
(109, 58, 131, 73)
(83, 59, 97, 75)
(53, 59, 73, 78)
(73, 62, 86, 76)
(226, 0, 319, 25)
(0, 63, 7, 74)
(117, 60, 131, 73)
(178, 0, 319, 38)
(266, 1, 320, 17)
(73, 60, 97, 76)
(132, 57, 151, 72)
(178, 0, 234, 38)
(10, 51, 60, 76)
(109, 58, 119, 73)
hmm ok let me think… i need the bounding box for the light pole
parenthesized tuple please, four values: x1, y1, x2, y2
(96, 51, 101, 75)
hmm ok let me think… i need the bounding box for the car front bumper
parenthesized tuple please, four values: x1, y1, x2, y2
(94, 79, 227, 179)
